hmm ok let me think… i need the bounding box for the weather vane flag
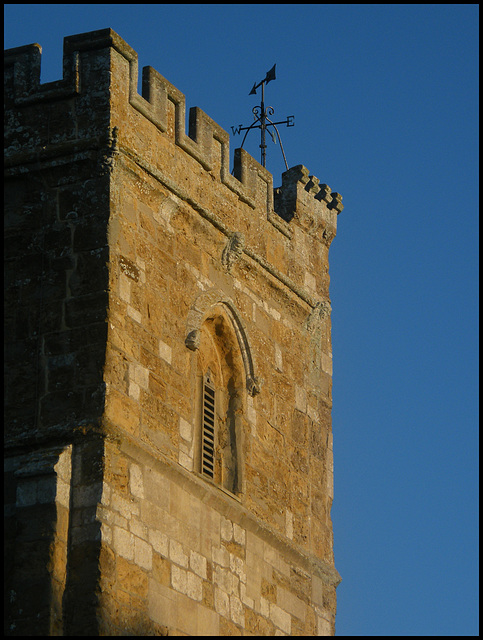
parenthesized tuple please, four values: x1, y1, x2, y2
(231, 64, 294, 170)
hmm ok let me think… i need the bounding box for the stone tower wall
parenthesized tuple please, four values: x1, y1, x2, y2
(4, 29, 342, 635)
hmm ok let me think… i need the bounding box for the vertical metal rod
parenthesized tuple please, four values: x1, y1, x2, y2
(231, 64, 293, 172)
(260, 81, 266, 167)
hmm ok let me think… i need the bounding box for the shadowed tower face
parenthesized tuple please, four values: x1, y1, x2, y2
(4, 28, 343, 636)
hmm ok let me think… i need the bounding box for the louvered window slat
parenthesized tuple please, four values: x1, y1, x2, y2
(201, 373, 216, 479)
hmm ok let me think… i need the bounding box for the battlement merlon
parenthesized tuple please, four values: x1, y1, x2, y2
(4, 28, 343, 235)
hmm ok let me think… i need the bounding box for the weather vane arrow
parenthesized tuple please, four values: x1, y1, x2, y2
(249, 63, 276, 95)
(231, 64, 294, 170)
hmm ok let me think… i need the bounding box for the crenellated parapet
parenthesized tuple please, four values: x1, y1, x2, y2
(275, 165, 343, 247)
(4, 28, 342, 234)
(3, 42, 79, 105)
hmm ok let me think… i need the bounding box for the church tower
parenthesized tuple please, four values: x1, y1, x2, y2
(4, 29, 342, 635)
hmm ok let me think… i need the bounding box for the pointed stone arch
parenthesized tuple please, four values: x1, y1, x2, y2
(185, 288, 261, 396)
(184, 288, 260, 495)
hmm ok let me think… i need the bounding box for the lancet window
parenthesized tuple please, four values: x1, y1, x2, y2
(195, 309, 245, 495)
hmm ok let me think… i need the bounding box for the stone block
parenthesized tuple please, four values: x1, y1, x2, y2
(148, 579, 177, 628)
(16, 479, 38, 507)
(175, 593, 199, 635)
(143, 467, 170, 511)
(186, 571, 203, 601)
(134, 536, 153, 570)
(171, 564, 187, 594)
(152, 552, 171, 587)
(169, 539, 189, 568)
(113, 526, 134, 561)
(233, 522, 246, 546)
(230, 593, 245, 627)
(317, 613, 332, 636)
(149, 528, 169, 557)
(190, 550, 207, 579)
(117, 555, 149, 598)
(129, 463, 144, 499)
(277, 586, 306, 622)
(159, 339, 172, 364)
(214, 586, 230, 618)
(270, 602, 292, 634)
(212, 545, 230, 568)
(198, 604, 220, 635)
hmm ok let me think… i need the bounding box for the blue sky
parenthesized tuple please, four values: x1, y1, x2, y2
(5, 4, 478, 636)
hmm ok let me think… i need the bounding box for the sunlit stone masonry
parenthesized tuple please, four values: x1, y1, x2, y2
(4, 28, 343, 636)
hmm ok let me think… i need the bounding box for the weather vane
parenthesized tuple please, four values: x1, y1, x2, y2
(231, 64, 294, 170)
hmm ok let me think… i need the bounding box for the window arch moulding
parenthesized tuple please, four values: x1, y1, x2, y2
(184, 288, 261, 397)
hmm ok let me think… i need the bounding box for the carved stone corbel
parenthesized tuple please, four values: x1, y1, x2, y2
(221, 232, 245, 272)
(185, 329, 201, 351)
(305, 300, 332, 332)
(246, 375, 261, 397)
